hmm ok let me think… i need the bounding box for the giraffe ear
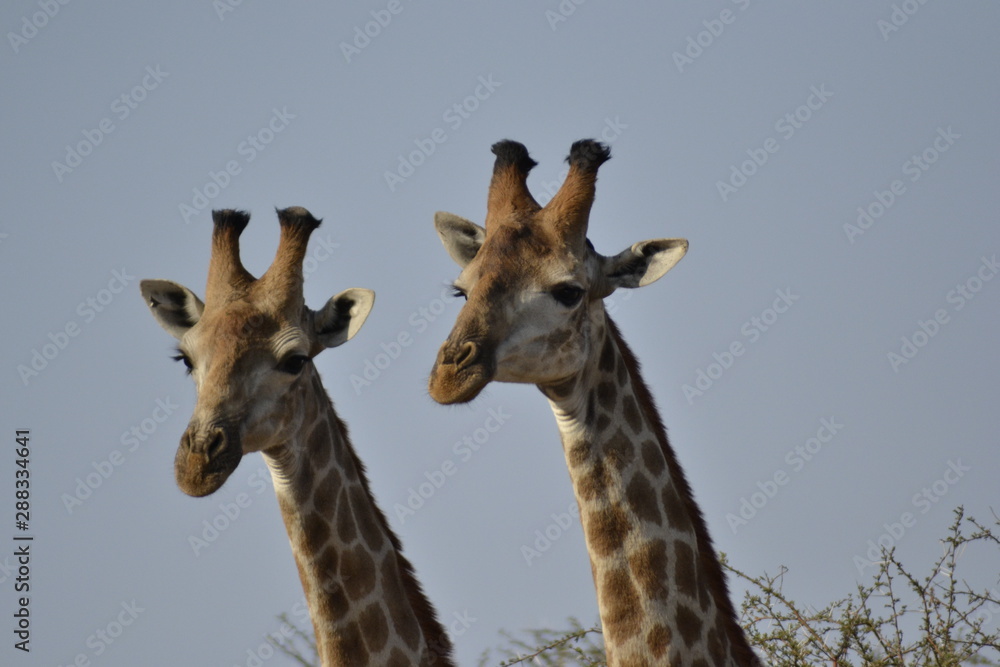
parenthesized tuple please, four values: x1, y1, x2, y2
(313, 288, 375, 350)
(435, 211, 485, 268)
(140, 279, 205, 340)
(597, 239, 688, 296)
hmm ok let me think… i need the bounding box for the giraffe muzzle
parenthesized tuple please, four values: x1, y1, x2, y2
(175, 424, 243, 497)
(428, 338, 495, 405)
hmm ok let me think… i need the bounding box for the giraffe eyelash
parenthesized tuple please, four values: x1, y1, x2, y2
(172, 350, 194, 375)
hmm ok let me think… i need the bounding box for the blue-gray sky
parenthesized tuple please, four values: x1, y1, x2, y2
(3, 2, 999, 665)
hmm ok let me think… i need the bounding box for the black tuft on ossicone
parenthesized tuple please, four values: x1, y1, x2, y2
(211, 209, 251, 233)
(566, 139, 611, 171)
(491, 139, 538, 175)
(275, 206, 322, 231)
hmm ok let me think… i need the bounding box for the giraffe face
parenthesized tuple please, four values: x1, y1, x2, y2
(429, 213, 687, 405)
(140, 208, 374, 497)
(428, 140, 688, 405)
(169, 302, 311, 496)
(429, 220, 597, 403)
(142, 284, 373, 497)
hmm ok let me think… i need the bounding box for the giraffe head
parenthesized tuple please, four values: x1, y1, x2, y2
(140, 207, 374, 497)
(429, 139, 687, 404)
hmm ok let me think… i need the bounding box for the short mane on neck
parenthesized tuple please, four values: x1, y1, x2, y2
(265, 370, 454, 666)
(607, 317, 758, 665)
(544, 313, 759, 666)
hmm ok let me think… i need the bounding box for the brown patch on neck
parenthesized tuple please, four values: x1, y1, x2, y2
(605, 316, 758, 665)
(346, 451, 454, 664)
(276, 375, 455, 666)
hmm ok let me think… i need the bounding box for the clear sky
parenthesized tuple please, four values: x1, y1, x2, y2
(2, 2, 999, 665)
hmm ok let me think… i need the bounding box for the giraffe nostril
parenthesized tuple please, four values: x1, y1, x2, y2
(206, 431, 227, 458)
(181, 428, 229, 457)
(180, 429, 194, 453)
(454, 341, 479, 370)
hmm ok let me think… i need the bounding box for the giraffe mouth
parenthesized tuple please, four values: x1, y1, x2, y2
(428, 360, 494, 404)
(428, 339, 495, 404)
(175, 425, 243, 497)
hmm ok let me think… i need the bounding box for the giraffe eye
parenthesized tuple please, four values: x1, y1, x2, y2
(172, 352, 194, 375)
(278, 355, 310, 375)
(550, 283, 585, 307)
(450, 285, 468, 301)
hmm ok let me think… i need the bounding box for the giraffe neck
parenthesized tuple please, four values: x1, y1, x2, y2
(263, 370, 453, 667)
(540, 313, 758, 667)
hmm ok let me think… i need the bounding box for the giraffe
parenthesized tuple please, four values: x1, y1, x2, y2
(428, 140, 761, 666)
(140, 207, 454, 667)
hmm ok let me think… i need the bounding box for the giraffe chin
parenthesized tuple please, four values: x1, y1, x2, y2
(428, 365, 492, 405)
(175, 457, 240, 497)
(174, 441, 243, 498)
